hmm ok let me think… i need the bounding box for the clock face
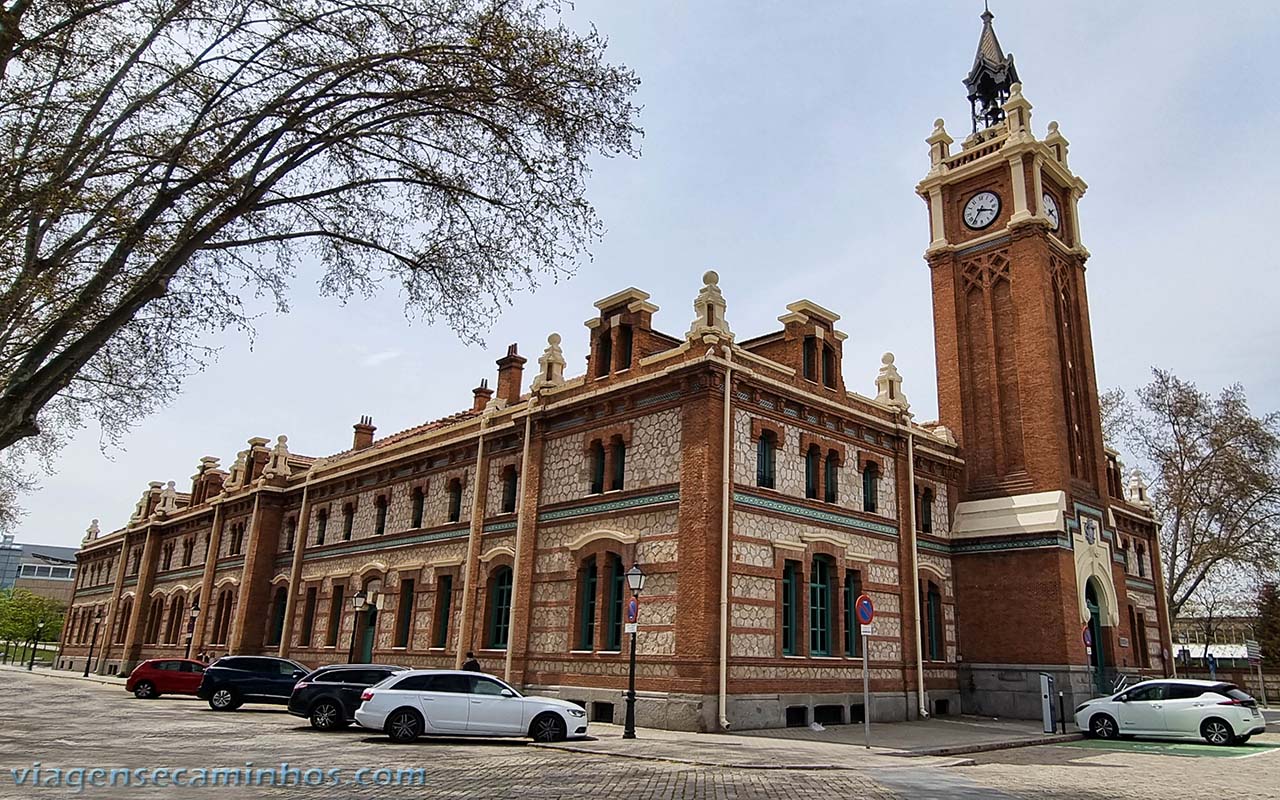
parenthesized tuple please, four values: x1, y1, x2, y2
(963, 191, 1001, 230)
(1043, 192, 1061, 230)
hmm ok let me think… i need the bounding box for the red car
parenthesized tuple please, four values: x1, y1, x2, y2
(125, 658, 207, 699)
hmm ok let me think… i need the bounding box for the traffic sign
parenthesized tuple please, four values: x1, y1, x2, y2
(624, 622, 638, 634)
(855, 594, 875, 625)
(1082, 626, 1092, 647)
(860, 624, 875, 637)
(627, 596, 639, 624)
(1246, 639, 1262, 665)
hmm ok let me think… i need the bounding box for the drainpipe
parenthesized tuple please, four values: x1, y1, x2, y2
(454, 415, 488, 669)
(505, 398, 537, 683)
(718, 345, 734, 730)
(905, 417, 929, 720)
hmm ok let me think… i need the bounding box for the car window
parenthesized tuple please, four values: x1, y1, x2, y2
(1164, 684, 1206, 700)
(1125, 685, 1166, 702)
(181, 662, 204, 673)
(1214, 686, 1254, 702)
(356, 670, 394, 686)
(427, 674, 471, 694)
(154, 661, 179, 671)
(470, 677, 508, 696)
(277, 660, 301, 675)
(314, 670, 349, 683)
(393, 675, 435, 691)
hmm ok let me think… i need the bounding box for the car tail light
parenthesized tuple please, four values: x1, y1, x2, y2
(294, 681, 309, 691)
(361, 690, 374, 701)
(1217, 698, 1247, 706)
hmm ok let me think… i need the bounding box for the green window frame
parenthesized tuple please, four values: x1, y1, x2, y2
(805, 446, 820, 499)
(862, 463, 879, 513)
(824, 453, 839, 503)
(757, 432, 776, 489)
(589, 441, 606, 495)
(610, 439, 626, 491)
(432, 576, 452, 648)
(781, 560, 799, 656)
(920, 488, 934, 533)
(844, 568, 863, 657)
(605, 555, 624, 651)
(486, 568, 513, 650)
(809, 557, 832, 656)
(578, 557, 598, 650)
(924, 581, 943, 661)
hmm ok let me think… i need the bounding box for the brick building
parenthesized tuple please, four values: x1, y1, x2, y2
(57, 10, 1170, 727)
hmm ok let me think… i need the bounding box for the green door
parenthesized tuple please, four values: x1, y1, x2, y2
(1085, 581, 1107, 695)
(359, 607, 377, 663)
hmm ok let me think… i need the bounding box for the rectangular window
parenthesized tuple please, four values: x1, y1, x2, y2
(578, 558, 598, 650)
(589, 441, 605, 495)
(432, 576, 453, 648)
(374, 497, 387, 536)
(326, 585, 344, 647)
(844, 569, 862, 657)
(501, 470, 519, 514)
(862, 464, 879, 513)
(605, 555, 624, 651)
(810, 558, 831, 656)
(824, 456, 839, 503)
(782, 560, 799, 656)
(317, 511, 327, 546)
(617, 325, 633, 370)
(300, 587, 318, 648)
(395, 578, 415, 648)
(342, 504, 354, 541)
(926, 585, 943, 661)
(805, 447, 820, 499)
(447, 481, 462, 523)
(610, 441, 626, 491)
(486, 569, 513, 650)
(596, 332, 612, 377)
(411, 488, 425, 529)
(757, 433, 776, 489)
(802, 337, 817, 381)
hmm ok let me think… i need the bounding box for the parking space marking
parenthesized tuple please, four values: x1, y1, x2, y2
(1064, 738, 1280, 759)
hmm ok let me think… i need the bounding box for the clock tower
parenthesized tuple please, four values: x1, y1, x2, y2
(917, 8, 1136, 714)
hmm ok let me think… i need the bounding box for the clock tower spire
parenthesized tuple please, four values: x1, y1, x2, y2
(964, 4, 1019, 132)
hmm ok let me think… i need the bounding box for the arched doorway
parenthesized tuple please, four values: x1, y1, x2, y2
(1085, 579, 1108, 695)
(358, 606, 378, 663)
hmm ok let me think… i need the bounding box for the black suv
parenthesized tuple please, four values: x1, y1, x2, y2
(287, 664, 406, 730)
(196, 656, 309, 711)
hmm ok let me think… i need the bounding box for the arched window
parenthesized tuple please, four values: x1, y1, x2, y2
(781, 560, 800, 656)
(299, 587, 318, 648)
(374, 495, 388, 536)
(843, 568, 863, 657)
(284, 517, 296, 552)
(501, 467, 519, 514)
(486, 566, 514, 650)
(167, 595, 186, 644)
(145, 597, 165, 644)
(610, 438, 626, 491)
(182, 537, 194, 566)
(920, 488, 934, 534)
(411, 487, 425, 528)
(862, 463, 880, 513)
(809, 556, 833, 656)
(229, 523, 245, 556)
(114, 598, 132, 644)
(922, 580, 943, 661)
(1136, 543, 1146, 578)
(316, 509, 328, 545)
(824, 450, 839, 503)
(802, 336, 818, 381)
(211, 589, 233, 645)
(342, 503, 355, 541)
(756, 431, 777, 489)
(804, 445, 821, 500)
(576, 556, 598, 650)
(588, 441, 606, 495)
(446, 479, 463, 523)
(267, 587, 288, 646)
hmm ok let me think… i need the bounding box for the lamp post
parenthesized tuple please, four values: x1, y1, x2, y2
(185, 601, 200, 659)
(28, 621, 46, 671)
(346, 590, 368, 664)
(622, 563, 646, 740)
(83, 610, 104, 677)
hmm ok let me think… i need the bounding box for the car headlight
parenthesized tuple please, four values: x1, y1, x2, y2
(567, 708, 586, 718)
(1074, 703, 1090, 714)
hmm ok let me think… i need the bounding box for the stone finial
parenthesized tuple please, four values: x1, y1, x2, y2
(262, 435, 292, 479)
(931, 425, 957, 446)
(155, 481, 179, 515)
(531, 333, 567, 392)
(223, 449, 248, 491)
(874, 352, 910, 411)
(686, 270, 733, 344)
(84, 519, 100, 543)
(1044, 120, 1069, 166)
(1002, 82, 1033, 142)
(1127, 470, 1151, 507)
(927, 118, 954, 170)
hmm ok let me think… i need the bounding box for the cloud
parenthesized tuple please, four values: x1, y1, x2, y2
(360, 349, 402, 367)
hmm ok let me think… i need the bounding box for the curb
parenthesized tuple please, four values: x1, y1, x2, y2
(0, 664, 125, 687)
(898, 732, 1083, 758)
(531, 743, 977, 771)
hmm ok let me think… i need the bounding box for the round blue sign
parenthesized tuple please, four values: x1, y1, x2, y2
(1082, 626, 1092, 646)
(855, 594, 875, 625)
(627, 597, 638, 624)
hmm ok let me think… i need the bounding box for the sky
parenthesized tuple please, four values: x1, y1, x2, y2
(17, 1, 1280, 548)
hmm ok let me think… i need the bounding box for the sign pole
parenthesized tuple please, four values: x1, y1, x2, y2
(1259, 661, 1269, 708)
(862, 632, 870, 749)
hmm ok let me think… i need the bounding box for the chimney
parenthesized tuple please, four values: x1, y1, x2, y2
(495, 344, 527, 406)
(472, 378, 494, 411)
(352, 416, 376, 450)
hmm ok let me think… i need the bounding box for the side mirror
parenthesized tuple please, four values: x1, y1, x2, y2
(1115, 695, 1128, 703)
(293, 670, 306, 679)
(500, 689, 516, 698)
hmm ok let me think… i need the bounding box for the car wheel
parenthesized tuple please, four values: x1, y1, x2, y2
(309, 701, 345, 731)
(133, 681, 158, 699)
(385, 708, 422, 743)
(1234, 734, 1251, 745)
(1089, 713, 1118, 740)
(1201, 718, 1234, 746)
(530, 712, 567, 743)
(209, 688, 241, 711)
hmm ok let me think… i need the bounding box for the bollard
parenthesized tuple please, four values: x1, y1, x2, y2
(1058, 691, 1067, 734)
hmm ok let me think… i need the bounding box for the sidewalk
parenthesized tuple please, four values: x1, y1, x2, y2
(731, 715, 1082, 757)
(0, 662, 127, 686)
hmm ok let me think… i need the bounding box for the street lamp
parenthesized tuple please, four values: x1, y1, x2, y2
(346, 590, 368, 664)
(83, 610, 104, 677)
(622, 563, 646, 740)
(185, 601, 200, 659)
(28, 621, 46, 671)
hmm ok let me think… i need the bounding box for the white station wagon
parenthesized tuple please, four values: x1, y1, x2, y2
(354, 669, 589, 743)
(1074, 679, 1266, 745)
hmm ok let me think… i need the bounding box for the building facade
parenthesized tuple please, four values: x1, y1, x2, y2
(1, 533, 79, 605)
(58, 11, 1171, 727)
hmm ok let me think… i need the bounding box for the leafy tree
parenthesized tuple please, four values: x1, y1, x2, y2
(0, 588, 65, 643)
(0, 0, 640, 455)
(1108, 369, 1280, 621)
(1258, 582, 1280, 669)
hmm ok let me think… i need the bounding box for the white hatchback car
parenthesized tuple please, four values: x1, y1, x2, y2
(1074, 679, 1266, 745)
(354, 669, 589, 743)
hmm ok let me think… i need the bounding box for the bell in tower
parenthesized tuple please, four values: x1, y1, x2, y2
(963, 4, 1019, 132)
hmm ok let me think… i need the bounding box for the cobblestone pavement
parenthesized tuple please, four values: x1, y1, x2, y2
(2, 669, 1277, 799)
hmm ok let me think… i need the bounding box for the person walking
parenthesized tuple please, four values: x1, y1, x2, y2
(462, 652, 481, 672)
